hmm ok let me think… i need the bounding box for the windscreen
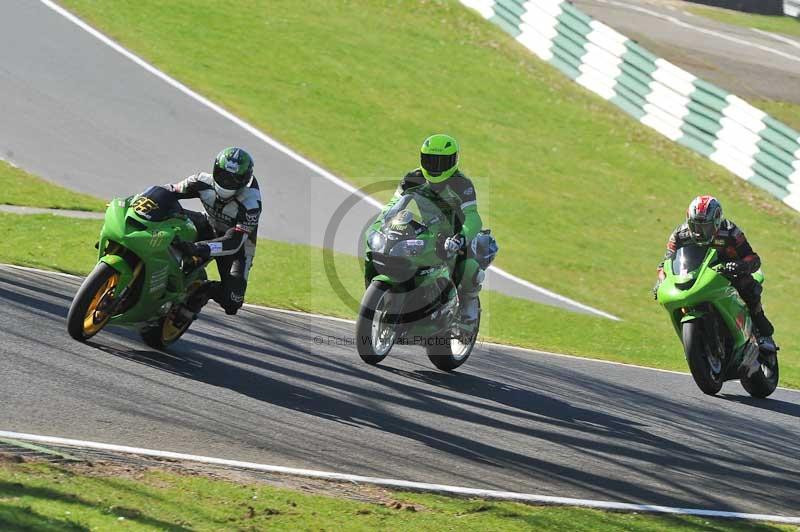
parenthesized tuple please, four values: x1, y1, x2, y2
(672, 245, 709, 276)
(131, 186, 182, 222)
(383, 191, 452, 235)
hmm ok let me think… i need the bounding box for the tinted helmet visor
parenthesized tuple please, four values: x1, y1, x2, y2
(213, 166, 248, 191)
(421, 152, 457, 177)
(688, 220, 716, 244)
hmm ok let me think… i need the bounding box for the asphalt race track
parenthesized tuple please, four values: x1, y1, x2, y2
(573, 0, 800, 103)
(1, 265, 798, 517)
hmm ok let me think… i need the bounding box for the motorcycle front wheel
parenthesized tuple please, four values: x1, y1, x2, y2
(356, 280, 396, 365)
(683, 320, 723, 395)
(67, 262, 120, 342)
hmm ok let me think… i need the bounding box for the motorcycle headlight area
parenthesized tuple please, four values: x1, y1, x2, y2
(367, 231, 387, 251)
(388, 239, 425, 257)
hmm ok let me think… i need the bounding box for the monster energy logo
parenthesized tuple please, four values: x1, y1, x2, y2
(149, 230, 169, 248)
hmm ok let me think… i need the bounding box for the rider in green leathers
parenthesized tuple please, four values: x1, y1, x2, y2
(366, 134, 492, 324)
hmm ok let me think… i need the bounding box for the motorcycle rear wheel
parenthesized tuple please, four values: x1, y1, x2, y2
(140, 308, 193, 350)
(427, 299, 480, 372)
(740, 351, 779, 399)
(683, 320, 723, 395)
(67, 262, 120, 341)
(356, 280, 395, 365)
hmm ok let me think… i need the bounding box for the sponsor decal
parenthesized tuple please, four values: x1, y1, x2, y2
(132, 197, 159, 218)
(208, 242, 223, 254)
(149, 266, 168, 293)
(736, 312, 746, 330)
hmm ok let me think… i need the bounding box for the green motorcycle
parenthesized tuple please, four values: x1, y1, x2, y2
(67, 186, 208, 349)
(357, 190, 482, 372)
(657, 243, 779, 397)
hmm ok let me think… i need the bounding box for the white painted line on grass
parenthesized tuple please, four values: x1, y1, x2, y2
(1, 430, 798, 524)
(3, 262, 799, 394)
(39, 0, 618, 321)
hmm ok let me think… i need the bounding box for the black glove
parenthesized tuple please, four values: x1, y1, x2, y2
(176, 240, 211, 260)
(721, 261, 746, 279)
(444, 234, 466, 256)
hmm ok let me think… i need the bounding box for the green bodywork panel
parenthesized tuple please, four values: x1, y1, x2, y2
(657, 246, 763, 358)
(95, 196, 204, 327)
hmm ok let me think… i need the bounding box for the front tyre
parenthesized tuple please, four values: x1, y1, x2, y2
(356, 280, 396, 365)
(740, 352, 779, 399)
(67, 262, 120, 341)
(682, 320, 723, 395)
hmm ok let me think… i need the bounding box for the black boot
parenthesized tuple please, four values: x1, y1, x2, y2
(185, 281, 219, 313)
(751, 310, 777, 356)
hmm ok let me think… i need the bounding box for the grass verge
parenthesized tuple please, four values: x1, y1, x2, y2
(0, 160, 105, 212)
(0, 458, 790, 531)
(753, 99, 800, 132)
(686, 5, 800, 37)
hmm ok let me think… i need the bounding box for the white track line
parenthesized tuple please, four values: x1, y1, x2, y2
(751, 28, 800, 50)
(1, 430, 798, 524)
(597, 0, 800, 64)
(38, 0, 617, 321)
(3, 262, 799, 394)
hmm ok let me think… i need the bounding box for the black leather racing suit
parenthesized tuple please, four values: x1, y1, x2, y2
(164, 172, 262, 314)
(658, 219, 774, 336)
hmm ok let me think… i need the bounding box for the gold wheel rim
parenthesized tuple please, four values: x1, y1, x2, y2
(162, 316, 188, 343)
(82, 273, 119, 335)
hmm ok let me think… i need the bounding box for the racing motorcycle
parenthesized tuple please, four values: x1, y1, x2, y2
(67, 186, 208, 349)
(357, 189, 493, 371)
(657, 243, 779, 397)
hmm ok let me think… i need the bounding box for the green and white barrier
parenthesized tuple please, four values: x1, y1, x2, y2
(461, 0, 800, 211)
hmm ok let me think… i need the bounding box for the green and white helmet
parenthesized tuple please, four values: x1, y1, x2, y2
(212, 147, 254, 200)
(420, 134, 459, 183)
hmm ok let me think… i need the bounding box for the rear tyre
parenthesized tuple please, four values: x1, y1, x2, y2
(356, 280, 395, 365)
(140, 310, 193, 350)
(741, 352, 779, 399)
(67, 262, 120, 342)
(426, 299, 480, 372)
(683, 320, 723, 395)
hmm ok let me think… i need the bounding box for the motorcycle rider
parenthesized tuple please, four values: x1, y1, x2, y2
(655, 195, 776, 353)
(366, 134, 496, 324)
(164, 147, 262, 316)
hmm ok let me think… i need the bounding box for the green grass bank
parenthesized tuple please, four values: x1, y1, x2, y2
(0, 458, 790, 531)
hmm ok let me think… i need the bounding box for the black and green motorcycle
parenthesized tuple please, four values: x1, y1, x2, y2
(67, 186, 208, 349)
(357, 190, 485, 371)
(657, 243, 779, 397)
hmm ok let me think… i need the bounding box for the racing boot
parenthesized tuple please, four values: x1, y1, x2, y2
(173, 280, 219, 327)
(459, 288, 481, 327)
(751, 308, 776, 343)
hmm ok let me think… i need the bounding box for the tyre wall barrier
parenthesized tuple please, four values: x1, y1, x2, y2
(460, 0, 800, 210)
